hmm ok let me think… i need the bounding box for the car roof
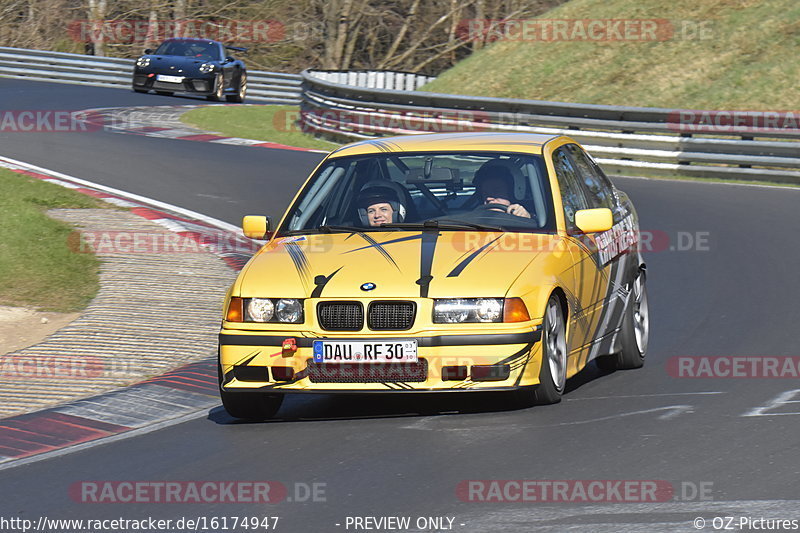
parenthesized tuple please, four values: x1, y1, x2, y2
(160, 38, 220, 45)
(328, 132, 558, 158)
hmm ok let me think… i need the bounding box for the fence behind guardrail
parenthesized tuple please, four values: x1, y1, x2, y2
(300, 70, 800, 184)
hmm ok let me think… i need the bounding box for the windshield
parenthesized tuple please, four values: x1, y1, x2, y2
(279, 152, 555, 235)
(154, 40, 221, 61)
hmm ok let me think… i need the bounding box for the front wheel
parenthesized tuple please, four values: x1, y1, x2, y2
(516, 295, 567, 407)
(133, 88, 147, 94)
(597, 271, 649, 370)
(207, 74, 224, 101)
(155, 91, 173, 96)
(226, 72, 246, 103)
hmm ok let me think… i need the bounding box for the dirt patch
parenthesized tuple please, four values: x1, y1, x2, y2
(0, 306, 80, 356)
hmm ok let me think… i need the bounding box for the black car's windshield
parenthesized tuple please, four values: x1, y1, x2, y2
(279, 152, 556, 235)
(154, 40, 221, 61)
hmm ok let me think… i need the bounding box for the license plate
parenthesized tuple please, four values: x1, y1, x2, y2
(312, 340, 417, 363)
(156, 74, 183, 83)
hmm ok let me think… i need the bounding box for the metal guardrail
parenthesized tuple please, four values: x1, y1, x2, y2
(300, 70, 800, 183)
(306, 69, 435, 91)
(0, 46, 301, 104)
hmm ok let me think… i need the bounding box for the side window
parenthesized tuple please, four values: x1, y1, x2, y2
(565, 144, 615, 210)
(552, 147, 588, 231)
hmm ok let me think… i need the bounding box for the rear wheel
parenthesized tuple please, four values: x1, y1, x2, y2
(220, 389, 284, 420)
(155, 91, 173, 96)
(226, 72, 246, 103)
(133, 88, 147, 94)
(597, 271, 649, 370)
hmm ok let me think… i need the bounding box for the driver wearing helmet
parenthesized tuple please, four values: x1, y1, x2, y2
(357, 182, 407, 227)
(473, 163, 531, 218)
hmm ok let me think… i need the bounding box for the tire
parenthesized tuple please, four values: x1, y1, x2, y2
(155, 91, 173, 96)
(516, 295, 567, 406)
(133, 88, 147, 94)
(220, 389, 284, 420)
(207, 74, 224, 101)
(597, 271, 649, 371)
(226, 72, 246, 103)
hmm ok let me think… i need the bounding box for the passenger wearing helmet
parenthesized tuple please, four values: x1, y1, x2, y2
(357, 182, 407, 227)
(473, 163, 531, 218)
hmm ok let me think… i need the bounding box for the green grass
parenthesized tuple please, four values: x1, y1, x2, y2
(181, 105, 340, 151)
(423, 0, 800, 110)
(0, 168, 104, 312)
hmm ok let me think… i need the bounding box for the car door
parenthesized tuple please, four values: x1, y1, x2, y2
(551, 145, 603, 367)
(564, 144, 636, 363)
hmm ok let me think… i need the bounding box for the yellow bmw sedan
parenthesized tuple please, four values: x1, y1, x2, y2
(218, 132, 648, 419)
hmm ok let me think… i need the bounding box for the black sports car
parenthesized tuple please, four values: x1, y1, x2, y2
(132, 38, 247, 102)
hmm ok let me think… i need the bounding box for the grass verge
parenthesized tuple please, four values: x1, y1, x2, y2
(423, 0, 800, 110)
(181, 105, 340, 151)
(0, 168, 104, 312)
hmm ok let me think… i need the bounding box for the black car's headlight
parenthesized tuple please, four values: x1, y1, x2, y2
(135, 57, 150, 68)
(199, 63, 216, 73)
(225, 297, 304, 323)
(433, 298, 530, 323)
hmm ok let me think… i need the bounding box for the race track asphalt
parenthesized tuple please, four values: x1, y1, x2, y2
(1, 77, 799, 532)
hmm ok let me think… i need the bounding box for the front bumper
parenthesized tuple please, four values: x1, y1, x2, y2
(132, 73, 216, 95)
(219, 326, 543, 393)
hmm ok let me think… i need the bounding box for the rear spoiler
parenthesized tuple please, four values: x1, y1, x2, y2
(225, 45, 248, 53)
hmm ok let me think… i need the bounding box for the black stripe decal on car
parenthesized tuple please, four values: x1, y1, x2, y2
(417, 231, 439, 297)
(311, 267, 343, 298)
(447, 236, 502, 278)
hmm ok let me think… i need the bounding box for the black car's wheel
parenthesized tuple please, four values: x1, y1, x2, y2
(133, 88, 148, 94)
(515, 295, 567, 407)
(220, 389, 284, 420)
(597, 270, 649, 371)
(207, 74, 224, 101)
(226, 72, 247, 103)
(155, 91, 173, 96)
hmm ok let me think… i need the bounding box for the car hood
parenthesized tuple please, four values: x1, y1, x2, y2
(144, 55, 214, 73)
(236, 231, 563, 298)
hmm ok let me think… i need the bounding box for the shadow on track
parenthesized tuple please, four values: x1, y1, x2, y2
(208, 361, 610, 425)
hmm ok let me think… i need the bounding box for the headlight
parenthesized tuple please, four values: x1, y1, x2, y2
(433, 298, 519, 323)
(475, 298, 503, 322)
(233, 298, 304, 323)
(136, 57, 150, 68)
(199, 63, 215, 73)
(433, 298, 503, 323)
(275, 298, 303, 323)
(433, 298, 471, 323)
(246, 298, 274, 322)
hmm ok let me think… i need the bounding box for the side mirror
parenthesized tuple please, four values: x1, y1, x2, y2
(574, 208, 613, 234)
(242, 215, 272, 240)
(144, 48, 153, 55)
(225, 56, 235, 63)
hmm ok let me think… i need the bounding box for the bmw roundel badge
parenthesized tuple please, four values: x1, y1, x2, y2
(360, 282, 376, 291)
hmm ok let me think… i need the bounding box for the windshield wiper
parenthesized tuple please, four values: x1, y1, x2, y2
(381, 220, 504, 232)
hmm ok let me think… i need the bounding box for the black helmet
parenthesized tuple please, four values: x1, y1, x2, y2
(356, 181, 407, 225)
(473, 161, 523, 201)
